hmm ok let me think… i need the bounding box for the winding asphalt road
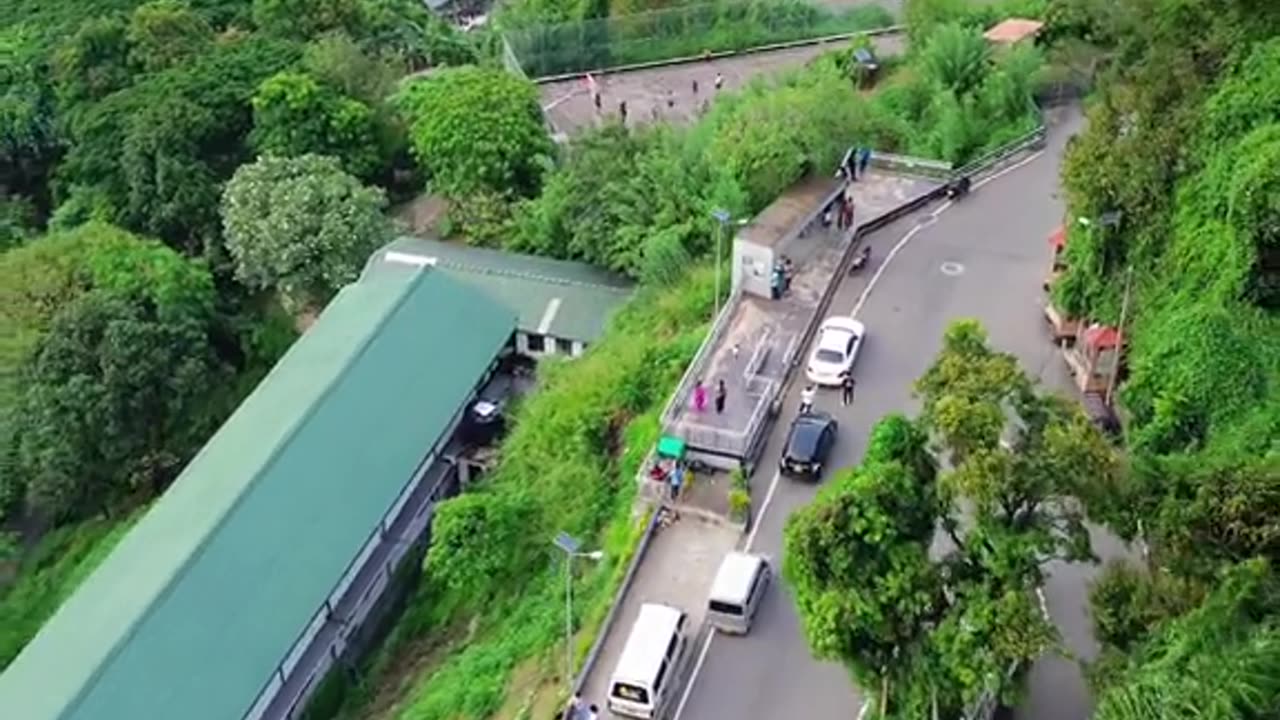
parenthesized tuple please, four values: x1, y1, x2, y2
(673, 104, 1136, 720)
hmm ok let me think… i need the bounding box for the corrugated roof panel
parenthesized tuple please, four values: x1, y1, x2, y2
(0, 269, 515, 720)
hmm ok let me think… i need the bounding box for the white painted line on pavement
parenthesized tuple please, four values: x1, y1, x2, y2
(674, 628, 718, 720)
(848, 148, 1046, 319)
(671, 146, 1050, 720)
(744, 470, 782, 551)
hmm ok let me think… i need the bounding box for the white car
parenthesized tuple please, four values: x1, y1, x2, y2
(805, 316, 865, 386)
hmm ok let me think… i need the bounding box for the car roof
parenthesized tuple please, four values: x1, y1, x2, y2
(613, 603, 685, 684)
(792, 412, 834, 429)
(820, 316, 865, 335)
(709, 552, 766, 604)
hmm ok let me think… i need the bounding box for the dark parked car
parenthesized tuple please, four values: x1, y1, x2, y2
(779, 411, 838, 479)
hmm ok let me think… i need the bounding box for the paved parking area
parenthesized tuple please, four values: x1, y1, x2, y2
(576, 515, 740, 717)
(539, 32, 905, 136)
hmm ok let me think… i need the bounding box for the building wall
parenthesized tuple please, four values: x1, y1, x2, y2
(733, 238, 775, 299)
(248, 353, 502, 720)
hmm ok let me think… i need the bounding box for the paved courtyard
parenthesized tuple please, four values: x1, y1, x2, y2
(539, 32, 905, 136)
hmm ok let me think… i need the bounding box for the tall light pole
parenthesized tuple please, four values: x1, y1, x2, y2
(711, 209, 731, 321)
(553, 532, 603, 694)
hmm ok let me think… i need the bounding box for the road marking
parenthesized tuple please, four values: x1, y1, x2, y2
(672, 146, 1050, 720)
(674, 628, 718, 720)
(848, 148, 1045, 319)
(939, 261, 965, 276)
(744, 470, 782, 551)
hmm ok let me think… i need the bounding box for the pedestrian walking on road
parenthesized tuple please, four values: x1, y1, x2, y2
(585, 704, 600, 720)
(715, 379, 727, 414)
(692, 79, 699, 94)
(800, 385, 816, 414)
(593, 91, 601, 112)
(714, 72, 724, 90)
(858, 146, 872, 177)
(619, 100, 628, 124)
(841, 372, 856, 406)
(693, 379, 707, 412)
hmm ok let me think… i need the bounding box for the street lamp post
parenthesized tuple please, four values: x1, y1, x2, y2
(711, 209, 731, 321)
(553, 532, 603, 694)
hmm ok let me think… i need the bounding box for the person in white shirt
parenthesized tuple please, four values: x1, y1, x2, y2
(800, 385, 816, 414)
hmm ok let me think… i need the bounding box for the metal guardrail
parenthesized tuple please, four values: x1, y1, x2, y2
(661, 293, 741, 429)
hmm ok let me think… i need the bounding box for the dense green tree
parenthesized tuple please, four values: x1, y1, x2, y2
(251, 0, 364, 40)
(14, 288, 224, 521)
(424, 489, 537, 598)
(0, 27, 59, 208)
(56, 35, 300, 250)
(397, 65, 551, 198)
(120, 96, 223, 251)
(784, 416, 941, 698)
(250, 71, 381, 178)
(221, 154, 391, 313)
(358, 0, 478, 69)
(301, 33, 399, 105)
(125, 0, 214, 73)
(51, 16, 132, 111)
(1093, 559, 1280, 720)
(919, 24, 991, 97)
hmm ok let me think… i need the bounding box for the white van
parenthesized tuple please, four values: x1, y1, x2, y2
(607, 603, 689, 719)
(706, 552, 770, 634)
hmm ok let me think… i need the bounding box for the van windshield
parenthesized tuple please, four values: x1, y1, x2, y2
(611, 682, 650, 706)
(709, 599, 745, 616)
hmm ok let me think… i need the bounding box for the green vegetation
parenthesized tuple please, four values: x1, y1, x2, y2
(785, 320, 1119, 718)
(0, 508, 144, 669)
(1033, 0, 1280, 714)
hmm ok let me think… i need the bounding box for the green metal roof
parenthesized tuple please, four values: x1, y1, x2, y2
(366, 237, 634, 343)
(0, 268, 514, 720)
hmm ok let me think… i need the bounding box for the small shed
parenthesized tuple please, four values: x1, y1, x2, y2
(732, 176, 843, 299)
(983, 18, 1045, 46)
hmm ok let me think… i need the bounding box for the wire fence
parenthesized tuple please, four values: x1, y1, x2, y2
(503, 0, 896, 79)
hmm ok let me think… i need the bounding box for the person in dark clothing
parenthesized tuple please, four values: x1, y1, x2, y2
(841, 372, 856, 406)
(715, 380, 727, 414)
(619, 100, 628, 123)
(858, 147, 872, 177)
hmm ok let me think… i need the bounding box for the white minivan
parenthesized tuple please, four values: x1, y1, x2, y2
(607, 603, 689, 719)
(706, 552, 771, 634)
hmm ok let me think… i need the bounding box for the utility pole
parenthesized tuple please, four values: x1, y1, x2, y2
(1105, 265, 1133, 408)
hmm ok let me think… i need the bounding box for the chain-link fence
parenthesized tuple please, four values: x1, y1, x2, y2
(504, 0, 895, 79)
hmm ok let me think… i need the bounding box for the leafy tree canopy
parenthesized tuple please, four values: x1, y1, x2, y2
(13, 287, 225, 522)
(221, 153, 390, 313)
(125, 0, 214, 73)
(250, 70, 382, 178)
(396, 65, 552, 198)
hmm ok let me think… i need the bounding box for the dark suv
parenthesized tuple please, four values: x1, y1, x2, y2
(779, 411, 838, 480)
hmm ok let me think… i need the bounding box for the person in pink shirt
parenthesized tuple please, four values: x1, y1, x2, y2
(693, 379, 707, 412)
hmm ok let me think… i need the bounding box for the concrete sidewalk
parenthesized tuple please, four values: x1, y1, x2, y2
(576, 515, 740, 718)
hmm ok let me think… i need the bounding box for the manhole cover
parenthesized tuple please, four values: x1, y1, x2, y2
(940, 262, 965, 276)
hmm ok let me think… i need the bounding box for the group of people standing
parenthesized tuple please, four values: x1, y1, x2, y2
(799, 373, 857, 414)
(588, 63, 726, 126)
(692, 378, 727, 414)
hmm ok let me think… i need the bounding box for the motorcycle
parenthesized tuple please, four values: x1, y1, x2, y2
(946, 176, 971, 200)
(848, 245, 871, 275)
